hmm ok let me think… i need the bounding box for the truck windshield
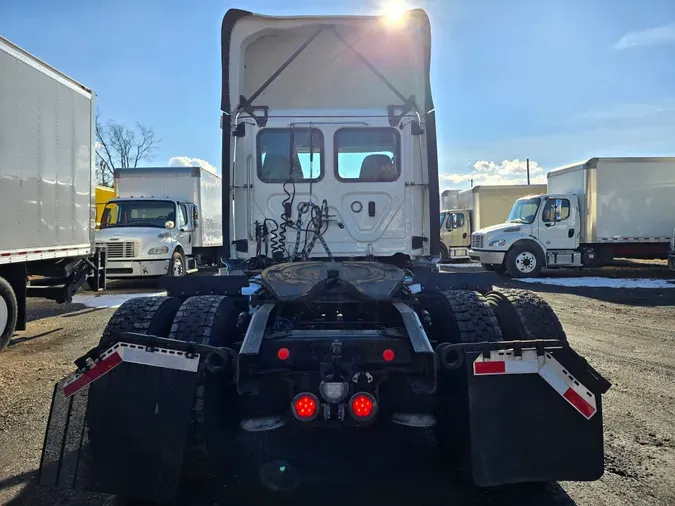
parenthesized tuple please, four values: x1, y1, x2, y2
(100, 200, 176, 229)
(507, 198, 541, 224)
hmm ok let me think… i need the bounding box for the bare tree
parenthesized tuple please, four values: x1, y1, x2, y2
(95, 110, 160, 184)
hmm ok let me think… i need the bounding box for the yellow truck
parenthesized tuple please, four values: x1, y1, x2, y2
(440, 184, 545, 261)
(95, 185, 116, 227)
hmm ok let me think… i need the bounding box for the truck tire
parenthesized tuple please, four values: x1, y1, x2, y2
(99, 296, 182, 347)
(485, 288, 567, 342)
(440, 290, 503, 343)
(505, 243, 543, 278)
(170, 250, 185, 277)
(0, 276, 18, 352)
(420, 290, 502, 471)
(167, 296, 238, 482)
(440, 242, 449, 262)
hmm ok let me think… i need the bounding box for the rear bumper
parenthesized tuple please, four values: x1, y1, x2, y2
(468, 249, 506, 265)
(105, 259, 169, 278)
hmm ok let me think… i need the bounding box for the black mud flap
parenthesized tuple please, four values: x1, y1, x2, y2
(437, 340, 611, 487)
(38, 342, 200, 504)
(465, 345, 609, 486)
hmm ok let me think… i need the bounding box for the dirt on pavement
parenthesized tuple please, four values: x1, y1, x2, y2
(0, 279, 673, 506)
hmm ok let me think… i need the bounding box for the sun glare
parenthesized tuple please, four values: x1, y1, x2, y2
(381, 0, 407, 25)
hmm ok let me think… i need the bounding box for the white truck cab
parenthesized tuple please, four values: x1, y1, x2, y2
(97, 167, 222, 279)
(98, 198, 196, 277)
(223, 11, 439, 265)
(470, 193, 581, 276)
(439, 209, 471, 260)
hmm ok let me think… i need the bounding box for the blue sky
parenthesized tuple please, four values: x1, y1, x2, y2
(2, 0, 675, 190)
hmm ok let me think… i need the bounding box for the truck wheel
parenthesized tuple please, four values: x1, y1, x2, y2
(485, 288, 567, 342)
(0, 276, 18, 352)
(505, 244, 543, 278)
(439, 290, 503, 343)
(100, 296, 182, 347)
(440, 243, 449, 263)
(167, 296, 238, 481)
(170, 250, 185, 277)
(420, 290, 502, 471)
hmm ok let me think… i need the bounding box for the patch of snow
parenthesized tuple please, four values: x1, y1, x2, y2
(518, 277, 675, 289)
(72, 292, 167, 309)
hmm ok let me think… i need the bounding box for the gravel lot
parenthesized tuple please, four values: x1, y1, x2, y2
(0, 266, 674, 506)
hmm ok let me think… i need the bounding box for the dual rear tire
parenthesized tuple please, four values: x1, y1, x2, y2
(421, 288, 565, 475)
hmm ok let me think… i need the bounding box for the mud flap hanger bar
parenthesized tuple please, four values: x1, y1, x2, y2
(435, 339, 611, 395)
(236, 25, 419, 128)
(74, 333, 236, 373)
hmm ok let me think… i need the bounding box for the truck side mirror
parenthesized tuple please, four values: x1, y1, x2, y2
(193, 206, 200, 228)
(165, 220, 175, 230)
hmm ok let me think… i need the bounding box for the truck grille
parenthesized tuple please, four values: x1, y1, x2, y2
(106, 241, 138, 259)
(471, 234, 484, 249)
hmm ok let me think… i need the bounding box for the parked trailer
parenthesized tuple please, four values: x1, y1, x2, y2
(440, 184, 545, 261)
(470, 157, 675, 277)
(96, 167, 223, 279)
(0, 36, 104, 351)
(39, 9, 610, 504)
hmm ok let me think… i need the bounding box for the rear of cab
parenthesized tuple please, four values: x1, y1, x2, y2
(224, 10, 439, 262)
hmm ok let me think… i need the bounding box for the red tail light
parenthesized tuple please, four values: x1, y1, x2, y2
(382, 349, 395, 362)
(277, 347, 290, 361)
(349, 393, 377, 421)
(292, 393, 319, 421)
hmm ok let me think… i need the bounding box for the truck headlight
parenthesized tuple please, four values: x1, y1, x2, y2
(148, 246, 169, 255)
(489, 240, 506, 247)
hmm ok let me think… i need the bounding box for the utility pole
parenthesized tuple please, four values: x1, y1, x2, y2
(470, 178, 474, 188)
(526, 158, 530, 185)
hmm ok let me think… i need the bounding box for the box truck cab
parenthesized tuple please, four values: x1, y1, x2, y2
(470, 158, 675, 277)
(97, 167, 222, 279)
(439, 209, 471, 259)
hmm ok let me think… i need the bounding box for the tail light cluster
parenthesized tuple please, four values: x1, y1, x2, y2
(291, 391, 378, 423)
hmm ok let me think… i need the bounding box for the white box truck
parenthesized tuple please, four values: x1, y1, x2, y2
(469, 157, 675, 276)
(440, 184, 545, 260)
(0, 35, 105, 351)
(96, 167, 222, 278)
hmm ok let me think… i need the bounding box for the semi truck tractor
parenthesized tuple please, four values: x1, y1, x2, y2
(39, 8, 610, 504)
(440, 184, 545, 261)
(0, 35, 105, 351)
(96, 167, 222, 279)
(470, 157, 675, 277)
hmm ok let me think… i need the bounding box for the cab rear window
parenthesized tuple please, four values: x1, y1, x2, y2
(334, 128, 400, 182)
(257, 128, 323, 183)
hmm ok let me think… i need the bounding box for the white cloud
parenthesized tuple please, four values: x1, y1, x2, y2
(613, 23, 675, 50)
(440, 159, 548, 188)
(168, 156, 218, 174)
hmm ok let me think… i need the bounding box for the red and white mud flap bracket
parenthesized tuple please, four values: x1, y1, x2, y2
(39, 335, 234, 504)
(436, 340, 611, 487)
(473, 348, 599, 419)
